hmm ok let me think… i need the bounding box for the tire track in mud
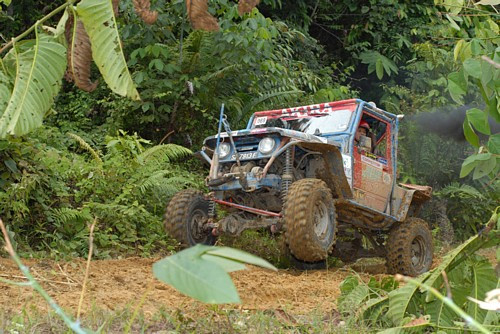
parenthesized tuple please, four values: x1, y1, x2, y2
(0, 257, 384, 317)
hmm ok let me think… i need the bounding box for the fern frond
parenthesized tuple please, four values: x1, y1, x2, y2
(48, 207, 93, 226)
(138, 171, 195, 196)
(67, 132, 103, 165)
(439, 182, 484, 199)
(201, 64, 242, 82)
(136, 144, 192, 165)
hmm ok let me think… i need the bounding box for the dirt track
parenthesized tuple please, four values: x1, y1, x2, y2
(0, 257, 384, 317)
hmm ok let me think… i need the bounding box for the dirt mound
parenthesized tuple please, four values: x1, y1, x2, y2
(0, 257, 378, 317)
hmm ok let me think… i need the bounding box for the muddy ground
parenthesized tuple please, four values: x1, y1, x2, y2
(0, 257, 386, 318)
(1, 248, 496, 318)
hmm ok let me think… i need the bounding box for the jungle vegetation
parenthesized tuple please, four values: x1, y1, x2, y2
(0, 0, 498, 332)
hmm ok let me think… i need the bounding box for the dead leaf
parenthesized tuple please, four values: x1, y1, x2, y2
(322, 308, 342, 325)
(112, 0, 120, 16)
(403, 316, 430, 327)
(271, 308, 298, 326)
(185, 0, 219, 31)
(238, 0, 260, 15)
(133, 0, 158, 25)
(64, 16, 98, 92)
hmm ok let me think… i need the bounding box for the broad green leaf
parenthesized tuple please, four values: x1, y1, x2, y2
(463, 119, 479, 148)
(466, 108, 490, 135)
(428, 295, 457, 327)
(387, 272, 431, 326)
(54, 9, 69, 38)
(204, 247, 277, 271)
(475, 0, 500, 5)
(376, 321, 431, 334)
(339, 284, 370, 314)
(460, 153, 492, 178)
(472, 156, 496, 179)
(463, 59, 481, 79)
(4, 158, 19, 174)
(77, 0, 140, 100)
(445, 14, 461, 30)
(359, 295, 389, 323)
(466, 259, 496, 322)
(0, 34, 66, 138)
(460, 156, 479, 178)
(376, 58, 384, 80)
(448, 70, 467, 104)
(487, 133, 500, 154)
(153, 245, 241, 304)
(486, 96, 500, 123)
(423, 233, 499, 302)
(0, 66, 11, 112)
(454, 39, 465, 61)
(200, 253, 247, 272)
(480, 60, 495, 100)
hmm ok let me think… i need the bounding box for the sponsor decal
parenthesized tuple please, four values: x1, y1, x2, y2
(377, 157, 388, 165)
(250, 128, 267, 134)
(361, 155, 383, 169)
(342, 154, 352, 186)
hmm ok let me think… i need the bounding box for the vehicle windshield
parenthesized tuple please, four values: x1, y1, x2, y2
(251, 109, 353, 135)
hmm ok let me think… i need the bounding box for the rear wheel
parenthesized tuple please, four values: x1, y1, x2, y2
(164, 189, 216, 247)
(386, 217, 433, 276)
(283, 178, 336, 263)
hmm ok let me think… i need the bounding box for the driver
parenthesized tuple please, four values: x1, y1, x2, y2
(354, 120, 371, 149)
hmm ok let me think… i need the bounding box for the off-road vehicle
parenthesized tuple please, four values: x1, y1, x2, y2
(165, 99, 434, 276)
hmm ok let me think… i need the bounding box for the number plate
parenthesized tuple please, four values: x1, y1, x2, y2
(230, 152, 258, 160)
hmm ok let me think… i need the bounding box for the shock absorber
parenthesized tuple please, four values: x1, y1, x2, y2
(281, 147, 293, 201)
(208, 199, 216, 219)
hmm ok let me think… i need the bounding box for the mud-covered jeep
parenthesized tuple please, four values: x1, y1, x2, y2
(165, 99, 434, 276)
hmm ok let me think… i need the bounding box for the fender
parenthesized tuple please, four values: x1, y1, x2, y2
(296, 142, 353, 199)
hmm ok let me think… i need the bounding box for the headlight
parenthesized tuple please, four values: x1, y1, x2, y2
(258, 137, 276, 154)
(218, 142, 231, 159)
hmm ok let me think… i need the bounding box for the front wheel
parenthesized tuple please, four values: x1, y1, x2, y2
(386, 217, 433, 276)
(283, 178, 337, 263)
(164, 189, 217, 247)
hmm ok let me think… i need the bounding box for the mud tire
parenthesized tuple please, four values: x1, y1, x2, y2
(283, 178, 336, 263)
(164, 189, 216, 247)
(386, 217, 433, 276)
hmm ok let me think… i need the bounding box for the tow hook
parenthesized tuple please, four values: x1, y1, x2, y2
(270, 224, 279, 234)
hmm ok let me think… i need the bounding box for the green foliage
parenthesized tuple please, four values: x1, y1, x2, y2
(0, 32, 66, 138)
(153, 244, 276, 304)
(433, 0, 500, 180)
(76, 0, 140, 100)
(0, 126, 198, 257)
(0, 0, 140, 139)
(343, 215, 500, 331)
(359, 51, 398, 80)
(437, 182, 499, 238)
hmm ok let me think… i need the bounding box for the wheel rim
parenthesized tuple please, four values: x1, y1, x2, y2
(189, 209, 209, 243)
(313, 201, 330, 241)
(411, 236, 428, 270)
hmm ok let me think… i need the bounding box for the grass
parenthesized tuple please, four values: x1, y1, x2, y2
(0, 305, 377, 333)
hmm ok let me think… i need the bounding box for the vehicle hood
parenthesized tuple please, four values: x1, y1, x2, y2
(203, 127, 328, 148)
